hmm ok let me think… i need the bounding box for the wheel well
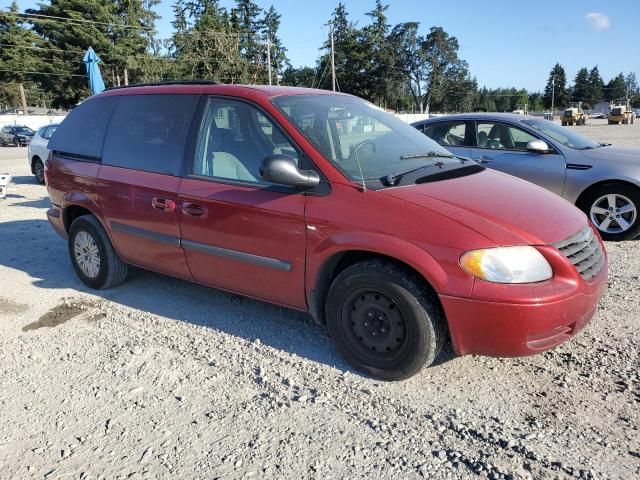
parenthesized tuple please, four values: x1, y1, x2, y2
(575, 180, 640, 211)
(63, 205, 93, 232)
(309, 250, 438, 325)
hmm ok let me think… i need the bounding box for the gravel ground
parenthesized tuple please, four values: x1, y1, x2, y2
(0, 119, 638, 480)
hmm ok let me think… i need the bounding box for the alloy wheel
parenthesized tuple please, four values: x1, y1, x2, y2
(590, 194, 637, 235)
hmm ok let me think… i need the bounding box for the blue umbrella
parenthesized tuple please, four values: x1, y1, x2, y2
(83, 47, 106, 95)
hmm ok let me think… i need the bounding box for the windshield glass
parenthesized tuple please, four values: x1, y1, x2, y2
(14, 126, 34, 134)
(521, 118, 600, 149)
(272, 94, 459, 182)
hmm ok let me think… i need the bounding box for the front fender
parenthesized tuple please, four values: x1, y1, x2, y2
(307, 230, 474, 301)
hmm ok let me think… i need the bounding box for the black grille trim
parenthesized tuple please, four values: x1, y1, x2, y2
(554, 228, 605, 281)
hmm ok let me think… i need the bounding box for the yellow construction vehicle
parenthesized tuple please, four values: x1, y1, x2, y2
(561, 102, 587, 126)
(607, 99, 635, 124)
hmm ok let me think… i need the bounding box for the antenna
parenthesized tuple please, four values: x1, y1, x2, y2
(354, 147, 367, 192)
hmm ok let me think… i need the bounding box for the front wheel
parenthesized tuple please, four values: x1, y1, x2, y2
(32, 158, 45, 184)
(583, 184, 640, 241)
(325, 260, 447, 380)
(68, 215, 128, 289)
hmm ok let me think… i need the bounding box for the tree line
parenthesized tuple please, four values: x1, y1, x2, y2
(1, 0, 638, 111)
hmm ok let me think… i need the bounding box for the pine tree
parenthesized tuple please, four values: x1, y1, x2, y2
(572, 67, 589, 106)
(0, 2, 50, 109)
(605, 73, 627, 101)
(261, 5, 288, 84)
(543, 63, 568, 110)
(587, 66, 604, 106)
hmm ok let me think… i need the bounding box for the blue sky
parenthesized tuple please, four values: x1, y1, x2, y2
(5, 0, 640, 91)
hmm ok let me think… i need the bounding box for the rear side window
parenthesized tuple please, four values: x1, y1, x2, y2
(423, 121, 467, 147)
(102, 94, 199, 176)
(48, 97, 117, 159)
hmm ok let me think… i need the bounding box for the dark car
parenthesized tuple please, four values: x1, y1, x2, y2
(45, 83, 606, 380)
(0, 125, 35, 146)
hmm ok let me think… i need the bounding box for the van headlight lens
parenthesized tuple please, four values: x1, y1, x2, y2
(460, 246, 552, 284)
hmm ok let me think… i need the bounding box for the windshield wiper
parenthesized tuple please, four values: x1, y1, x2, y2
(385, 162, 445, 186)
(400, 151, 456, 160)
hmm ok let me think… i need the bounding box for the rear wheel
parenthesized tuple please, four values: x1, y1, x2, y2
(68, 215, 128, 289)
(32, 157, 45, 184)
(583, 184, 640, 241)
(325, 259, 446, 380)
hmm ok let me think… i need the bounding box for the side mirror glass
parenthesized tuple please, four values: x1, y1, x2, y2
(526, 139, 550, 153)
(259, 154, 320, 189)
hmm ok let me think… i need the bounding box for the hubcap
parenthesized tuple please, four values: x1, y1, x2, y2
(74, 231, 100, 278)
(590, 194, 637, 234)
(346, 291, 406, 355)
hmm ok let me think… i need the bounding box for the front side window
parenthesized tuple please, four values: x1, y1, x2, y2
(476, 122, 537, 151)
(521, 118, 600, 150)
(193, 98, 299, 184)
(423, 122, 467, 146)
(273, 94, 460, 184)
(102, 94, 199, 175)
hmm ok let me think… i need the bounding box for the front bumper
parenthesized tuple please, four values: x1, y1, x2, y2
(440, 247, 607, 357)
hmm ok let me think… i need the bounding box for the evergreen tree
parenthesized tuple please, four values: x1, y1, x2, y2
(572, 67, 589, 106)
(261, 5, 287, 84)
(587, 66, 604, 106)
(605, 73, 627, 101)
(543, 63, 568, 110)
(0, 2, 50, 109)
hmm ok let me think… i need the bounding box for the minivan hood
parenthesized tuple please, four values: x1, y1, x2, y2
(579, 145, 640, 166)
(383, 169, 587, 246)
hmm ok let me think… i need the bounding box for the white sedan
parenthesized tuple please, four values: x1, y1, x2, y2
(28, 124, 58, 184)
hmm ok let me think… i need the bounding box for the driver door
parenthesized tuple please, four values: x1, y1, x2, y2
(178, 97, 308, 309)
(469, 121, 566, 195)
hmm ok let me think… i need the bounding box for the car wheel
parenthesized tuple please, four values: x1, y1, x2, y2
(68, 215, 128, 289)
(583, 184, 640, 241)
(12, 137, 19, 147)
(32, 158, 45, 185)
(325, 259, 447, 380)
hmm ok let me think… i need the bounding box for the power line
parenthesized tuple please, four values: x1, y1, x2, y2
(6, 11, 154, 31)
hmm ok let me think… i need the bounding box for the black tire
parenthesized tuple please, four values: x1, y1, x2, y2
(68, 215, 128, 289)
(581, 184, 640, 241)
(32, 157, 45, 184)
(12, 137, 19, 147)
(325, 259, 446, 380)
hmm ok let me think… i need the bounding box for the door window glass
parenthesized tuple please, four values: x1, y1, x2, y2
(423, 122, 467, 146)
(102, 94, 198, 175)
(194, 98, 299, 184)
(44, 126, 58, 140)
(476, 122, 537, 151)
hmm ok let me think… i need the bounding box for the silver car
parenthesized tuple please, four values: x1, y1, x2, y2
(27, 124, 58, 184)
(413, 114, 640, 240)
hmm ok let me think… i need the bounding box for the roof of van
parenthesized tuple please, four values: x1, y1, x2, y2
(100, 82, 345, 98)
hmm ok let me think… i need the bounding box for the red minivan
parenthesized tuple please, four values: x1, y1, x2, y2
(45, 83, 607, 380)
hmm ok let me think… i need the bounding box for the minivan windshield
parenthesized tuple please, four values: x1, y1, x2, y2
(521, 118, 601, 150)
(273, 94, 466, 185)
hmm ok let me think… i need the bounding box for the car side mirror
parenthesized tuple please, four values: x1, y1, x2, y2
(526, 139, 550, 153)
(259, 154, 320, 189)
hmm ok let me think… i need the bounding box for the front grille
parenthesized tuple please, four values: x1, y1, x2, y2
(553, 227, 605, 281)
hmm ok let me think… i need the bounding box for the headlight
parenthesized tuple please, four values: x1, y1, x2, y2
(460, 246, 552, 284)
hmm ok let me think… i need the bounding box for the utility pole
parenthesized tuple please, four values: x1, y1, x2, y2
(124, 68, 129, 86)
(266, 37, 272, 86)
(330, 22, 336, 92)
(551, 74, 556, 119)
(18, 82, 28, 115)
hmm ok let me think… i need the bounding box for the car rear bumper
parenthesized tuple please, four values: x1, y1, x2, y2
(439, 271, 607, 357)
(47, 205, 67, 240)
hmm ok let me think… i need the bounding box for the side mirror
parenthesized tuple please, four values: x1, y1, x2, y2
(259, 154, 320, 189)
(526, 139, 550, 153)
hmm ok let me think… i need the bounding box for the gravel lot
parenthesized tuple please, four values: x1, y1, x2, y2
(0, 119, 638, 479)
